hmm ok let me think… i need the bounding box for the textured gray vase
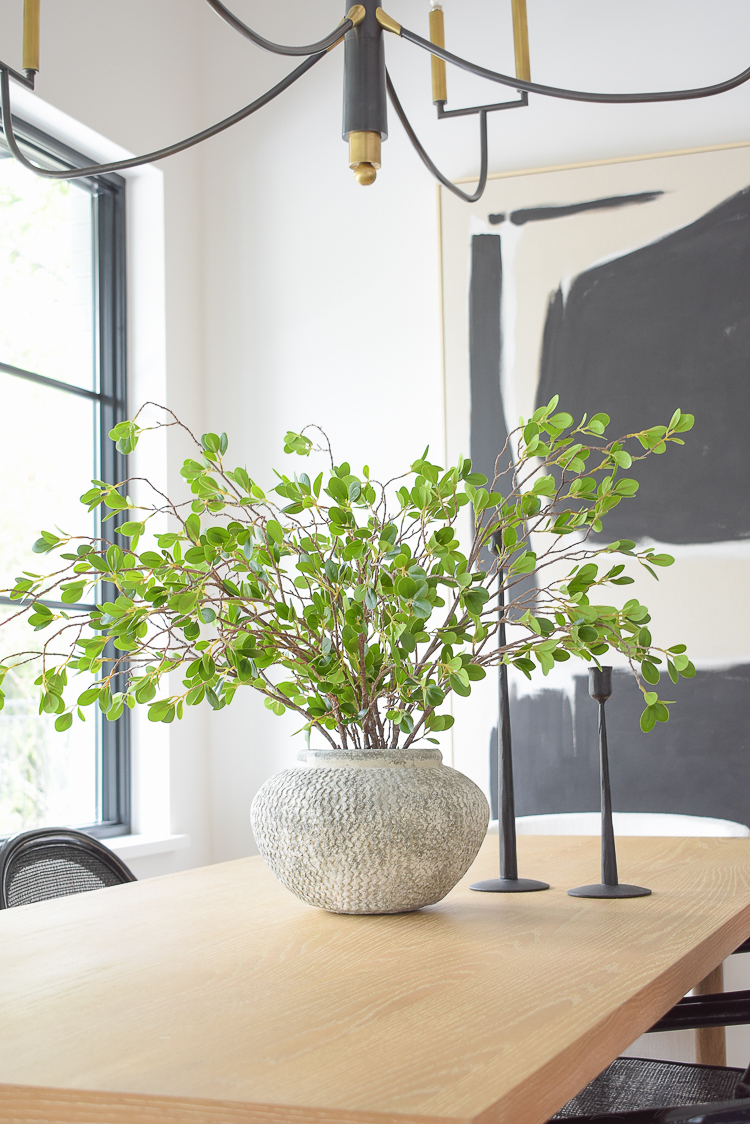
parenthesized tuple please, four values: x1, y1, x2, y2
(250, 746, 489, 914)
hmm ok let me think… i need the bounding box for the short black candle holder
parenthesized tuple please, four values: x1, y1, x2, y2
(568, 667, 651, 900)
(471, 536, 549, 895)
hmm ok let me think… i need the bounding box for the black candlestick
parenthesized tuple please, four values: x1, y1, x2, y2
(568, 667, 651, 899)
(471, 534, 549, 894)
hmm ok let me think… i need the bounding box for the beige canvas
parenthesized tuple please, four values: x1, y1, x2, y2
(439, 143, 750, 822)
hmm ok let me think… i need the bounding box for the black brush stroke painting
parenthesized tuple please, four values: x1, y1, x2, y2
(469, 186, 750, 826)
(509, 667, 750, 826)
(536, 186, 750, 544)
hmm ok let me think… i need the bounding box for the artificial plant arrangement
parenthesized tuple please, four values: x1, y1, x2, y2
(0, 399, 695, 748)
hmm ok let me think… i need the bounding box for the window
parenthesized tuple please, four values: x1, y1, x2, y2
(0, 115, 128, 838)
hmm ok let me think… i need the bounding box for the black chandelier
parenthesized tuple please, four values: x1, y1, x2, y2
(2, 0, 750, 203)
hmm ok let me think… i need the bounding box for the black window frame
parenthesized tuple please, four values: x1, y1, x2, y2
(0, 112, 130, 838)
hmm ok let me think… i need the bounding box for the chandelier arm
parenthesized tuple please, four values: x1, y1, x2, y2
(204, 0, 355, 57)
(400, 25, 750, 105)
(385, 70, 488, 203)
(0, 52, 324, 180)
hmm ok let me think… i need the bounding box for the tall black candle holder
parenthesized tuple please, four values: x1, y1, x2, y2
(568, 667, 651, 899)
(471, 535, 549, 895)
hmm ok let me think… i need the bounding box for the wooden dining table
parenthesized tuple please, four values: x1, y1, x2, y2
(2, 834, 750, 1124)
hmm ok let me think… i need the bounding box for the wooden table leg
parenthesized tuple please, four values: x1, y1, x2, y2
(695, 963, 727, 1066)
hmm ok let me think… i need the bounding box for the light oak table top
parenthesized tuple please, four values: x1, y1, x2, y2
(2, 835, 750, 1124)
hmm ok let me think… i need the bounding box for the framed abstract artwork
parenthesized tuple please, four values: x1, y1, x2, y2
(439, 143, 750, 825)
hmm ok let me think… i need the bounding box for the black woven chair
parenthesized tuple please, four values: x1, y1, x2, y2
(549, 939, 750, 1124)
(552, 1056, 750, 1122)
(0, 827, 136, 908)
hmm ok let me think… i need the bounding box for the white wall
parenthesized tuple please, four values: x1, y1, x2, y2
(194, 0, 750, 861)
(4, 1, 750, 874)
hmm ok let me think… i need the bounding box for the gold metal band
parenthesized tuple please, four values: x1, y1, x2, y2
(22, 0, 40, 73)
(347, 6, 367, 29)
(328, 7, 367, 52)
(429, 8, 447, 104)
(375, 9, 402, 36)
(349, 131, 381, 186)
(511, 0, 531, 82)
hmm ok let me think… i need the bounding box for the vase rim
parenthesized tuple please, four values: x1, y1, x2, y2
(298, 746, 443, 769)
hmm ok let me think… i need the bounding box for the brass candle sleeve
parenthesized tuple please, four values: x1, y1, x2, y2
(22, 0, 40, 77)
(349, 131, 381, 185)
(429, 8, 448, 105)
(511, 0, 531, 82)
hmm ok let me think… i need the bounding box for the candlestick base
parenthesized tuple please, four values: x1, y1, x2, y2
(568, 882, 651, 898)
(470, 877, 550, 893)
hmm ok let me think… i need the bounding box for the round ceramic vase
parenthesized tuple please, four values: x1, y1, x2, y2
(250, 747, 490, 915)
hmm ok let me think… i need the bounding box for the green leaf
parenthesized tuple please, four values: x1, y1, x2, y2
(640, 706, 657, 733)
(60, 583, 86, 605)
(106, 700, 125, 722)
(586, 412, 610, 435)
(462, 588, 489, 615)
(148, 699, 174, 723)
(32, 534, 60, 554)
(201, 432, 221, 454)
(78, 688, 101, 707)
(109, 420, 141, 455)
(510, 551, 537, 576)
(641, 661, 660, 685)
(283, 431, 313, 456)
(532, 475, 556, 497)
(653, 702, 670, 723)
(548, 411, 574, 429)
(673, 413, 695, 433)
(465, 665, 486, 682)
(430, 714, 454, 732)
(103, 489, 130, 511)
(55, 712, 74, 732)
(119, 521, 145, 538)
(267, 520, 283, 545)
(185, 514, 201, 542)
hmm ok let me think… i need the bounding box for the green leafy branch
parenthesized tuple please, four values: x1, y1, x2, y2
(0, 400, 695, 746)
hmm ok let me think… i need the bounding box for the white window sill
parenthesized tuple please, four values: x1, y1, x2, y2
(104, 833, 190, 859)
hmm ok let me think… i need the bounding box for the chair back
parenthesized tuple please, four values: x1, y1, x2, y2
(0, 828, 136, 908)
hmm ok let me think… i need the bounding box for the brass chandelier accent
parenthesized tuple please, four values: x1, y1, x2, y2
(2, 0, 750, 202)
